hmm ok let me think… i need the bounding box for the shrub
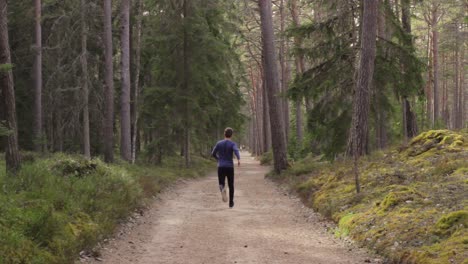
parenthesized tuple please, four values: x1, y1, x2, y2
(0, 153, 212, 263)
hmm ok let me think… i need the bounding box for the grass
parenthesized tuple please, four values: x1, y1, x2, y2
(0, 153, 213, 264)
(276, 129, 468, 264)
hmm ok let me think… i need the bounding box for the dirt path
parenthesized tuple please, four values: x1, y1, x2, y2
(84, 152, 380, 264)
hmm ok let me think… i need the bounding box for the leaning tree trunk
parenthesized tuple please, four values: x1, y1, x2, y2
(81, 0, 90, 159)
(33, 0, 43, 152)
(0, 0, 21, 173)
(103, 0, 115, 163)
(258, 0, 288, 173)
(351, 0, 378, 193)
(120, 0, 132, 161)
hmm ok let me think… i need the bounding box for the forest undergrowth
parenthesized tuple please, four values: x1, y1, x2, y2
(270, 129, 467, 264)
(0, 153, 212, 264)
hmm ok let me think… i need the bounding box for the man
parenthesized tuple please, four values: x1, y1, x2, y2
(211, 127, 240, 208)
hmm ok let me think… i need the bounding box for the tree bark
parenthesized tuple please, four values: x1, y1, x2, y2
(131, 0, 143, 164)
(33, 0, 43, 152)
(120, 0, 132, 161)
(258, 0, 288, 173)
(0, 0, 21, 173)
(351, 0, 378, 192)
(81, 0, 91, 159)
(103, 0, 115, 163)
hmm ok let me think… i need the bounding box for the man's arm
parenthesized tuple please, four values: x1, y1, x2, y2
(233, 144, 240, 166)
(211, 143, 219, 160)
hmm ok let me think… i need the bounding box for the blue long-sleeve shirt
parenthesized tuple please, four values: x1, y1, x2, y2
(211, 139, 240, 168)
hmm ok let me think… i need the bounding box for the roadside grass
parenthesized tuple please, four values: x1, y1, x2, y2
(276, 130, 468, 264)
(0, 153, 213, 264)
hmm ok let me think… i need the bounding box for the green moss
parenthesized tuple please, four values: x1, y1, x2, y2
(454, 167, 468, 174)
(433, 211, 468, 237)
(284, 130, 468, 264)
(335, 213, 359, 238)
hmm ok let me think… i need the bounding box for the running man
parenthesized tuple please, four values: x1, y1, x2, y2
(211, 127, 240, 208)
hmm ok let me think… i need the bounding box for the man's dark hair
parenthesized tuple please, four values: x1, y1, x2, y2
(224, 127, 233, 138)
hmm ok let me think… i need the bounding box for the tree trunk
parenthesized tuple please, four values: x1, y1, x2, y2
(81, 0, 90, 159)
(351, 0, 378, 192)
(131, 0, 143, 164)
(33, 0, 43, 152)
(289, 0, 304, 145)
(256, 79, 264, 154)
(0, 0, 21, 173)
(401, 0, 418, 139)
(262, 78, 272, 152)
(103, 0, 115, 163)
(453, 22, 463, 129)
(120, 0, 132, 161)
(431, 4, 439, 125)
(183, 0, 191, 167)
(258, 0, 288, 173)
(442, 53, 449, 126)
(459, 35, 465, 128)
(279, 0, 289, 146)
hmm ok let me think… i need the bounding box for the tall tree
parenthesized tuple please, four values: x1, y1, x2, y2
(289, 0, 304, 145)
(103, 0, 115, 163)
(81, 0, 90, 159)
(131, 0, 143, 164)
(33, 0, 43, 152)
(258, 0, 288, 173)
(401, 0, 418, 139)
(182, 0, 192, 167)
(121, 0, 132, 161)
(351, 0, 378, 192)
(431, 2, 440, 125)
(0, 0, 21, 173)
(278, 0, 289, 144)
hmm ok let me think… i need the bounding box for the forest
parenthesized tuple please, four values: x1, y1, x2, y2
(0, 0, 466, 263)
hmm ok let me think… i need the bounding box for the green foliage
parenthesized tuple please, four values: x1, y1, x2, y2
(283, 130, 468, 263)
(259, 151, 273, 165)
(287, 7, 355, 158)
(287, 1, 425, 159)
(0, 153, 213, 263)
(141, 0, 245, 159)
(0, 63, 13, 72)
(0, 122, 13, 137)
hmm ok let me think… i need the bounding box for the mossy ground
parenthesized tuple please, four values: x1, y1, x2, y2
(0, 153, 213, 264)
(280, 130, 468, 264)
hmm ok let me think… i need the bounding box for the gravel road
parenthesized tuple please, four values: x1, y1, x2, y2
(83, 152, 379, 264)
